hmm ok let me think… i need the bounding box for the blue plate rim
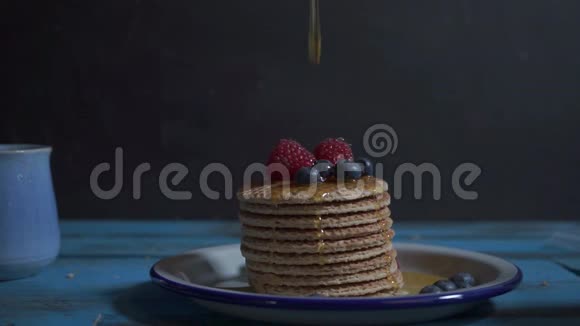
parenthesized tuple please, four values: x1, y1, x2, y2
(150, 243, 523, 310)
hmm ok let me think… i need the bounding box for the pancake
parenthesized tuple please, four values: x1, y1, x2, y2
(241, 243, 393, 265)
(241, 216, 393, 240)
(247, 263, 399, 287)
(242, 230, 394, 254)
(239, 207, 391, 230)
(240, 193, 390, 216)
(237, 176, 388, 205)
(246, 251, 397, 276)
(249, 270, 404, 297)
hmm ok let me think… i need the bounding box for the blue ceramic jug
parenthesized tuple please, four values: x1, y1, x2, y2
(0, 144, 60, 280)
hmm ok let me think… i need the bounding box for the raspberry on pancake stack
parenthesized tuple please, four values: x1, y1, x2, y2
(237, 138, 403, 297)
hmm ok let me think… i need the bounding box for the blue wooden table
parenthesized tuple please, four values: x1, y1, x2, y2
(1, 221, 579, 325)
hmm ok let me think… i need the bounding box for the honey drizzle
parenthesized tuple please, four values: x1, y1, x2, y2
(383, 225, 393, 266)
(384, 252, 393, 264)
(267, 176, 382, 204)
(380, 218, 388, 234)
(314, 215, 326, 264)
(380, 216, 397, 288)
(386, 273, 398, 287)
(308, 0, 321, 64)
(380, 217, 393, 241)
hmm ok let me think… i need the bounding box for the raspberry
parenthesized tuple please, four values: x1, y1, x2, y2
(267, 139, 316, 180)
(313, 138, 353, 164)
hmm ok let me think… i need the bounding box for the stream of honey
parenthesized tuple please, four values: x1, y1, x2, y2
(309, 0, 321, 64)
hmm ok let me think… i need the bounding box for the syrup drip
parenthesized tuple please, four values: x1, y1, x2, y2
(380, 217, 396, 287)
(314, 215, 326, 265)
(317, 239, 326, 253)
(380, 218, 389, 233)
(385, 273, 398, 287)
(383, 252, 393, 264)
(379, 218, 393, 242)
(313, 215, 322, 230)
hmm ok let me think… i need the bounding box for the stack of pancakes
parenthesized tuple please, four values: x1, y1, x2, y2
(238, 176, 403, 297)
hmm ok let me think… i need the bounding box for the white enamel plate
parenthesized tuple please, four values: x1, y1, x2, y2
(151, 243, 522, 325)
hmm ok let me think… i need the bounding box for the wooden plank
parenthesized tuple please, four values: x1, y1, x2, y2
(395, 239, 578, 259)
(57, 236, 576, 260)
(510, 259, 578, 283)
(60, 236, 240, 258)
(396, 221, 579, 239)
(58, 221, 580, 259)
(60, 220, 241, 238)
(552, 258, 580, 276)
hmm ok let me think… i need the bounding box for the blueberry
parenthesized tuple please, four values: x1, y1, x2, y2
(294, 167, 322, 185)
(355, 157, 374, 176)
(314, 160, 334, 179)
(434, 279, 458, 292)
(450, 272, 476, 288)
(336, 161, 363, 180)
(419, 285, 443, 294)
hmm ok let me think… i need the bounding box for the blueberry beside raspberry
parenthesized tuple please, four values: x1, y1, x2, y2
(355, 157, 374, 176)
(314, 160, 334, 179)
(294, 166, 324, 185)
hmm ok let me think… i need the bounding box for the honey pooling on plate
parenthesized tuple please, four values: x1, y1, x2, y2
(308, 0, 321, 64)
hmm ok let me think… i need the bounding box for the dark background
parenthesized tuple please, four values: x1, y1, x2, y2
(2, 0, 579, 220)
